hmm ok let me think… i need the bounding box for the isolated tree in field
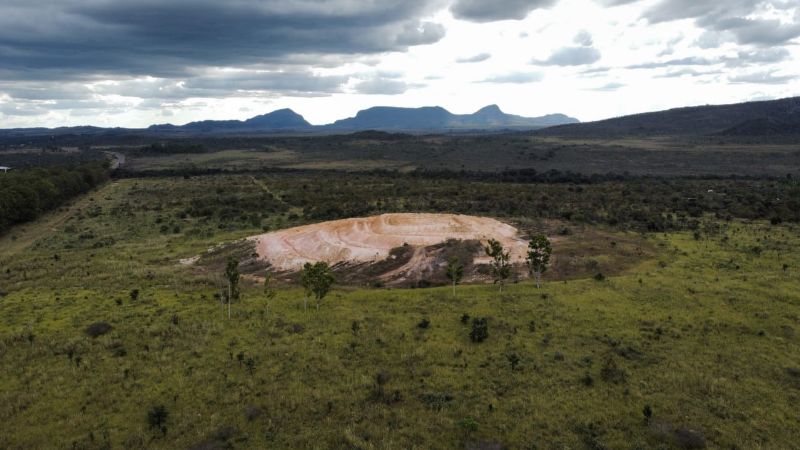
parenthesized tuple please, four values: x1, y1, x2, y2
(446, 256, 464, 297)
(526, 234, 552, 289)
(310, 262, 335, 310)
(301, 262, 335, 310)
(485, 239, 511, 292)
(224, 257, 240, 319)
(263, 272, 277, 315)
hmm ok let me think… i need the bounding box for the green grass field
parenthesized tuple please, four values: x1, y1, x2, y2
(1, 176, 799, 449)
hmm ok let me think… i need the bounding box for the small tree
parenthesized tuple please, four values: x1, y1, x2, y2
(224, 257, 240, 319)
(301, 262, 335, 310)
(263, 272, 277, 315)
(445, 257, 464, 297)
(526, 234, 552, 289)
(484, 239, 511, 292)
(310, 262, 334, 310)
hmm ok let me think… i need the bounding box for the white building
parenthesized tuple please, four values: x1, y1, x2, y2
(0, 166, 10, 173)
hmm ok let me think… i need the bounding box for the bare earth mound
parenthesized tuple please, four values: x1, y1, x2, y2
(250, 213, 529, 272)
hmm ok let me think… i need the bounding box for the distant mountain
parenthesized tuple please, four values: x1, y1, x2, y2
(0, 104, 577, 136)
(539, 96, 800, 138)
(148, 108, 312, 133)
(326, 105, 578, 131)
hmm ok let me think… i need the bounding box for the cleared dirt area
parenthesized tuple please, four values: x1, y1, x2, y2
(250, 213, 530, 273)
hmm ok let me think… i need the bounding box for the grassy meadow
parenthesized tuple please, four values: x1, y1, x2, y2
(0, 175, 799, 449)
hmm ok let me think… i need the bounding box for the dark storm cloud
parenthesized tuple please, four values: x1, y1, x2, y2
(0, 0, 446, 80)
(451, 0, 556, 22)
(642, 0, 800, 46)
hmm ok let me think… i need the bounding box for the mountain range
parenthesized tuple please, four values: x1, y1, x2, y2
(146, 105, 578, 134)
(2, 96, 799, 137)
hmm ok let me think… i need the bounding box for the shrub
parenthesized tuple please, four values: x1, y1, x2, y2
(85, 321, 112, 338)
(129, 289, 139, 301)
(458, 417, 479, 433)
(593, 273, 606, 282)
(643, 405, 653, 423)
(460, 313, 470, 324)
(244, 405, 264, 421)
(470, 318, 488, 343)
(674, 428, 706, 449)
(147, 405, 169, 434)
(600, 357, 627, 384)
(417, 318, 430, 329)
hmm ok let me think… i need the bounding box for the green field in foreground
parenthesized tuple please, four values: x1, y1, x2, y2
(0, 179, 799, 449)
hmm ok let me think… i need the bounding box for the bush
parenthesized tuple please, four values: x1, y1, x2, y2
(593, 273, 606, 282)
(147, 405, 169, 434)
(85, 321, 112, 338)
(460, 313, 470, 324)
(470, 318, 488, 343)
(674, 428, 706, 449)
(600, 357, 627, 384)
(458, 417, 479, 433)
(244, 405, 264, 421)
(417, 318, 430, 329)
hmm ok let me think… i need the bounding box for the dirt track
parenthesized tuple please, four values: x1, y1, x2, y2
(250, 213, 529, 271)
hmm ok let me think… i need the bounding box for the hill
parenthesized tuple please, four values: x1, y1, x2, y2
(326, 104, 578, 131)
(540, 96, 800, 138)
(148, 108, 312, 133)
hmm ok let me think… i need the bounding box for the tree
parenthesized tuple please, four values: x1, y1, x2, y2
(263, 272, 277, 315)
(310, 262, 334, 310)
(484, 239, 511, 292)
(224, 257, 240, 319)
(301, 262, 335, 310)
(526, 234, 552, 288)
(300, 263, 313, 311)
(446, 256, 464, 297)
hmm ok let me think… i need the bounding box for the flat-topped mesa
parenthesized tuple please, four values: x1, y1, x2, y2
(249, 213, 530, 271)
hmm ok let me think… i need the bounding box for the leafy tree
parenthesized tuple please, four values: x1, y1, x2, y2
(224, 257, 240, 319)
(526, 234, 552, 289)
(445, 256, 464, 297)
(301, 262, 335, 310)
(484, 239, 510, 292)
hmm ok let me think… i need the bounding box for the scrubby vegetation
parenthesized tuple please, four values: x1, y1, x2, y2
(0, 167, 798, 448)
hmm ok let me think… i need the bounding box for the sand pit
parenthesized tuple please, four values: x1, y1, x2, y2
(250, 213, 529, 272)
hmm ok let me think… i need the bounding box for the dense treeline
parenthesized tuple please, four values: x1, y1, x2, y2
(0, 162, 110, 233)
(112, 169, 800, 231)
(270, 173, 800, 231)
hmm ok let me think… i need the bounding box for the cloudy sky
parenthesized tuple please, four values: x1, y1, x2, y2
(0, 0, 798, 128)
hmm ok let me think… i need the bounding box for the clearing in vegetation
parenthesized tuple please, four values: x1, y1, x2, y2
(249, 213, 531, 284)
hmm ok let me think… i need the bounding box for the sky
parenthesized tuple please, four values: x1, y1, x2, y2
(0, 0, 797, 128)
